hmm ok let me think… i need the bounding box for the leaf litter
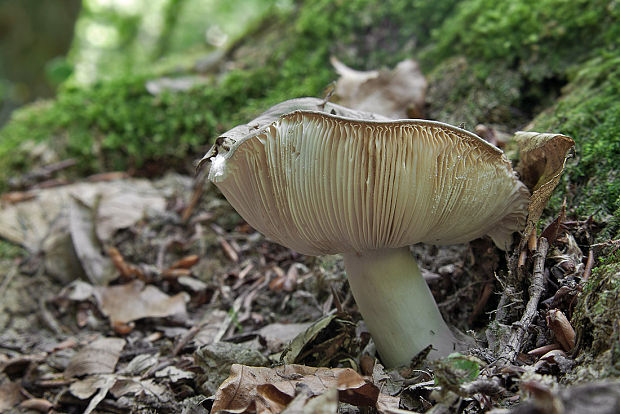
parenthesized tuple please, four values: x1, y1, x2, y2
(0, 67, 619, 413)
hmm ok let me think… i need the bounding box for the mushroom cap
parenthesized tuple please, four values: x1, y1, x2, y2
(204, 99, 529, 256)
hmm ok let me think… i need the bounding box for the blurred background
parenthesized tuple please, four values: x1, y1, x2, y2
(0, 0, 279, 126)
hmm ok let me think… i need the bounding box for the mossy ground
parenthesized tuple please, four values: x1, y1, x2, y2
(570, 257, 620, 381)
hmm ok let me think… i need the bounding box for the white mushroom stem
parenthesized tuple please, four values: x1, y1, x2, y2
(343, 247, 459, 367)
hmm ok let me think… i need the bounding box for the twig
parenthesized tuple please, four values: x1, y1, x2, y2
(497, 237, 549, 365)
(582, 249, 594, 282)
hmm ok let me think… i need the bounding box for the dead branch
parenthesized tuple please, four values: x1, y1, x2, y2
(497, 237, 549, 365)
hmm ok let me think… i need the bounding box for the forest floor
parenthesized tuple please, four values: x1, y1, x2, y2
(0, 129, 618, 413)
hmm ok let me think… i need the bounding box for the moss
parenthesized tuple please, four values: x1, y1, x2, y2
(0, 239, 24, 260)
(530, 53, 620, 239)
(570, 260, 620, 380)
(421, 0, 618, 79)
(426, 57, 525, 129)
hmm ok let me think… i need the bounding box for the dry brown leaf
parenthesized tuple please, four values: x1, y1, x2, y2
(257, 322, 312, 353)
(95, 280, 189, 325)
(212, 364, 395, 413)
(540, 200, 567, 245)
(331, 57, 427, 119)
(168, 254, 200, 270)
(514, 132, 575, 248)
(0, 382, 24, 411)
(546, 309, 576, 352)
(109, 377, 169, 400)
(282, 387, 338, 414)
(65, 337, 126, 378)
(0, 179, 165, 252)
(69, 197, 117, 285)
(19, 398, 54, 412)
(108, 246, 145, 280)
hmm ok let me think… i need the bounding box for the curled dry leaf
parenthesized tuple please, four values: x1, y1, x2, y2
(331, 57, 427, 119)
(514, 132, 575, 248)
(546, 309, 576, 352)
(96, 280, 189, 325)
(65, 337, 126, 378)
(211, 364, 398, 413)
(168, 254, 200, 270)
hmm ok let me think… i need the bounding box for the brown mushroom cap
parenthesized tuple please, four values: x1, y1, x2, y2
(206, 102, 529, 256)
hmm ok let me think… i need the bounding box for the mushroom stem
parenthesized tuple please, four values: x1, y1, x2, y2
(343, 247, 459, 367)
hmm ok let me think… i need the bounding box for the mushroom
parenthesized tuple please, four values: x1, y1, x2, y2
(199, 98, 529, 367)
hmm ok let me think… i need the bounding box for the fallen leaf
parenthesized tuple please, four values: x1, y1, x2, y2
(65, 337, 126, 378)
(257, 322, 312, 353)
(155, 365, 196, 382)
(541, 200, 567, 245)
(95, 280, 189, 325)
(281, 386, 338, 414)
(18, 398, 53, 412)
(0, 179, 166, 252)
(281, 313, 357, 366)
(212, 364, 395, 413)
(194, 341, 271, 397)
(119, 354, 159, 376)
(0, 382, 24, 411)
(546, 309, 576, 352)
(192, 309, 230, 346)
(331, 57, 427, 119)
(69, 197, 116, 285)
(514, 131, 575, 248)
(168, 255, 200, 270)
(109, 377, 170, 400)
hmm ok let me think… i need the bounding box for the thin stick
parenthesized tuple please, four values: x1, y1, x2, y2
(497, 237, 549, 365)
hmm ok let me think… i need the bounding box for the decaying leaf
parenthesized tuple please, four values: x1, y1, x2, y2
(546, 309, 576, 352)
(65, 337, 126, 378)
(69, 197, 117, 285)
(281, 313, 358, 367)
(0, 382, 24, 412)
(514, 132, 575, 247)
(281, 386, 338, 414)
(58, 279, 190, 326)
(109, 377, 170, 400)
(155, 365, 195, 382)
(331, 57, 427, 119)
(70, 374, 117, 399)
(194, 341, 271, 397)
(211, 364, 398, 413)
(96, 280, 189, 325)
(0, 179, 166, 252)
(257, 322, 312, 353)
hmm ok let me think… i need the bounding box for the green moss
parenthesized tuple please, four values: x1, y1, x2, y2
(530, 53, 620, 238)
(422, 0, 618, 79)
(426, 57, 525, 129)
(0, 239, 24, 260)
(570, 261, 620, 380)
